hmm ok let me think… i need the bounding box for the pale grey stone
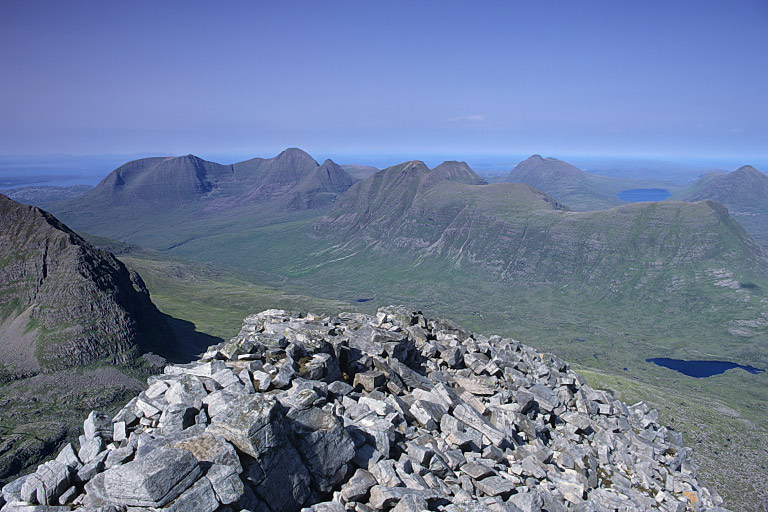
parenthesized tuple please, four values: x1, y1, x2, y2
(77, 435, 103, 464)
(164, 476, 219, 512)
(286, 406, 355, 492)
(340, 468, 377, 502)
(20, 460, 71, 505)
(84, 411, 113, 442)
(57, 485, 78, 505)
(368, 486, 441, 510)
(474, 476, 515, 498)
(54, 443, 81, 469)
(2, 474, 31, 503)
(206, 464, 244, 505)
(312, 501, 346, 512)
(174, 433, 242, 473)
(208, 394, 282, 458)
(100, 447, 201, 507)
(104, 446, 134, 469)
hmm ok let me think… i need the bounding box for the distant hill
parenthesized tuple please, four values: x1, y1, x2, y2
(681, 165, 768, 248)
(320, 161, 766, 287)
(70, 148, 355, 211)
(0, 194, 173, 373)
(505, 155, 679, 211)
(0, 185, 92, 207)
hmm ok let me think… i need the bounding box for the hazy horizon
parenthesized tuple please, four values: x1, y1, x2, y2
(2, 149, 766, 190)
(1, 1, 766, 160)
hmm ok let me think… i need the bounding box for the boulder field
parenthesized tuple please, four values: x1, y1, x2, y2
(1, 306, 727, 512)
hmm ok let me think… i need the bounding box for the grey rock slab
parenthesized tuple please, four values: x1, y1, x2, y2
(163, 476, 219, 512)
(392, 494, 429, 512)
(327, 380, 353, 397)
(159, 403, 198, 434)
(312, 502, 346, 512)
(0, 504, 72, 511)
(175, 433, 242, 473)
(368, 485, 442, 510)
(507, 491, 544, 512)
(208, 394, 283, 458)
(460, 462, 496, 480)
(75, 450, 107, 483)
(20, 460, 71, 505)
(473, 476, 515, 498)
(452, 405, 505, 446)
(203, 390, 240, 419)
(206, 464, 244, 505)
(84, 411, 113, 442)
(353, 370, 386, 392)
(54, 443, 81, 469)
(286, 406, 356, 492)
(112, 421, 127, 443)
(57, 485, 78, 505)
(77, 435, 103, 464)
(104, 446, 134, 469)
(340, 468, 377, 502)
(100, 447, 202, 507)
(409, 400, 447, 430)
(247, 441, 311, 512)
(2, 475, 31, 504)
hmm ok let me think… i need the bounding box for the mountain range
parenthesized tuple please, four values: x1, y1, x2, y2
(77, 148, 355, 211)
(26, 148, 768, 509)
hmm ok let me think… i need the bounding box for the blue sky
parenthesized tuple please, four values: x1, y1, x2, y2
(1, 0, 766, 162)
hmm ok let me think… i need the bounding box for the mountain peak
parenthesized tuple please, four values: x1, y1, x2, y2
(0, 194, 174, 372)
(273, 147, 318, 165)
(733, 164, 763, 177)
(430, 161, 487, 185)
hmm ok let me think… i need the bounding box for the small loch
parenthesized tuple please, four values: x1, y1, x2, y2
(646, 357, 765, 378)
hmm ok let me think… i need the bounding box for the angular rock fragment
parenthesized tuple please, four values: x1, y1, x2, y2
(99, 447, 201, 507)
(208, 395, 283, 458)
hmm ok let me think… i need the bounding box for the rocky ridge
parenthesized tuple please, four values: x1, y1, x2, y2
(1, 307, 727, 512)
(0, 193, 173, 373)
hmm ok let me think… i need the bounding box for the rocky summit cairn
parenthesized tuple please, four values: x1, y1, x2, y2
(0, 307, 728, 512)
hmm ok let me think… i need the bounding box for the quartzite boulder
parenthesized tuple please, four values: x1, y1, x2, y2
(98, 447, 201, 507)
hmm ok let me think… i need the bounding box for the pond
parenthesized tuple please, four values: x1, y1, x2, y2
(617, 188, 671, 202)
(355, 298, 373, 303)
(646, 357, 765, 378)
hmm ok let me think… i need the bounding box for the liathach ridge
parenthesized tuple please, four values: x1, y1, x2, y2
(0, 306, 727, 512)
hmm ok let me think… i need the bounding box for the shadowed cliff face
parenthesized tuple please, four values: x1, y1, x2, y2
(0, 194, 174, 374)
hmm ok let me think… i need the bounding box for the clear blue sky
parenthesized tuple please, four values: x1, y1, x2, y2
(1, 0, 766, 161)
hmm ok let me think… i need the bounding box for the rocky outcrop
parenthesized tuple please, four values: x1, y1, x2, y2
(0, 194, 174, 373)
(1, 306, 728, 511)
